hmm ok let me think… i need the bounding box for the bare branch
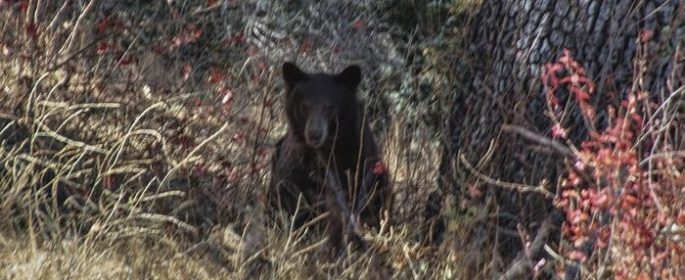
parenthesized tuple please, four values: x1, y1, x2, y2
(499, 218, 555, 280)
(324, 166, 369, 251)
(460, 154, 554, 199)
(502, 124, 573, 157)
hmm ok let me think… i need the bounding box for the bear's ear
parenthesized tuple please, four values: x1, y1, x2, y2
(282, 62, 306, 89)
(335, 65, 361, 89)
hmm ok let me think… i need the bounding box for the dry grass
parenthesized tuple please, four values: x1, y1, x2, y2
(0, 1, 477, 279)
(5, 1, 681, 279)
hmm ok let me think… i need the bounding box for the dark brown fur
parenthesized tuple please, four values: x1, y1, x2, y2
(269, 62, 392, 254)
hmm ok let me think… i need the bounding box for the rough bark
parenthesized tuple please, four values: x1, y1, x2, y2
(429, 0, 685, 276)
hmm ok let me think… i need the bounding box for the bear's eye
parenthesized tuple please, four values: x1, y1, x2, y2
(299, 103, 309, 112)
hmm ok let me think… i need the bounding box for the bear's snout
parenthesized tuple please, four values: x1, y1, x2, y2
(304, 117, 329, 149)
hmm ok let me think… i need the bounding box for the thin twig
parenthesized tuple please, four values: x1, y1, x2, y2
(291, 238, 328, 259)
(46, 0, 71, 32)
(293, 212, 329, 236)
(47, 37, 102, 72)
(502, 124, 573, 156)
(324, 160, 368, 251)
(60, 0, 98, 56)
(460, 154, 554, 199)
(499, 218, 554, 280)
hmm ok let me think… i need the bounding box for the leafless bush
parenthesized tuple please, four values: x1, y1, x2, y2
(0, 0, 473, 279)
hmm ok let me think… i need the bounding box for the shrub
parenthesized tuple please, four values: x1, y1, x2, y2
(544, 49, 685, 279)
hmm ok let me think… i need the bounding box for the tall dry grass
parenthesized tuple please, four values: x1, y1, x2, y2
(0, 1, 472, 279)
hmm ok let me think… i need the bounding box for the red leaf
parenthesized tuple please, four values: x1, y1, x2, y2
(208, 67, 224, 84)
(551, 123, 567, 139)
(170, 25, 203, 50)
(227, 32, 245, 45)
(631, 113, 643, 126)
(591, 191, 610, 210)
(467, 184, 482, 199)
(571, 87, 590, 102)
(372, 161, 386, 176)
(639, 29, 654, 43)
(190, 26, 203, 40)
(25, 22, 37, 39)
(298, 39, 312, 54)
(18, 0, 28, 12)
(677, 213, 685, 225)
(567, 250, 587, 262)
(97, 16, 110, 34)
(353, 18, 363, 31)
(171, 36, 183, 49)
(117, 54, 134, 65)
(97, 42, 109, 55)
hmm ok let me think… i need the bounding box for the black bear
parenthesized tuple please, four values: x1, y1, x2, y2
(270, 62, 392, 254)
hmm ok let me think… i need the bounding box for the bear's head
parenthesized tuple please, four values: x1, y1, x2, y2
(282, 62, 362, 150)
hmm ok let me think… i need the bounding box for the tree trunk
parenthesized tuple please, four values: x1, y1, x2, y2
(429, 0, 684, 276)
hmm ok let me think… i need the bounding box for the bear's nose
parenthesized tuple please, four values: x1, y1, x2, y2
(305, 118, 328, 148)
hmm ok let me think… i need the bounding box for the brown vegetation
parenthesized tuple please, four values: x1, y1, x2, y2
(1, 1, 683, 279)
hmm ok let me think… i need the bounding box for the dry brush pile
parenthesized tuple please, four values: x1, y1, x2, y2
(4, 1, 678, 279)
(0, 0, 468, 279)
